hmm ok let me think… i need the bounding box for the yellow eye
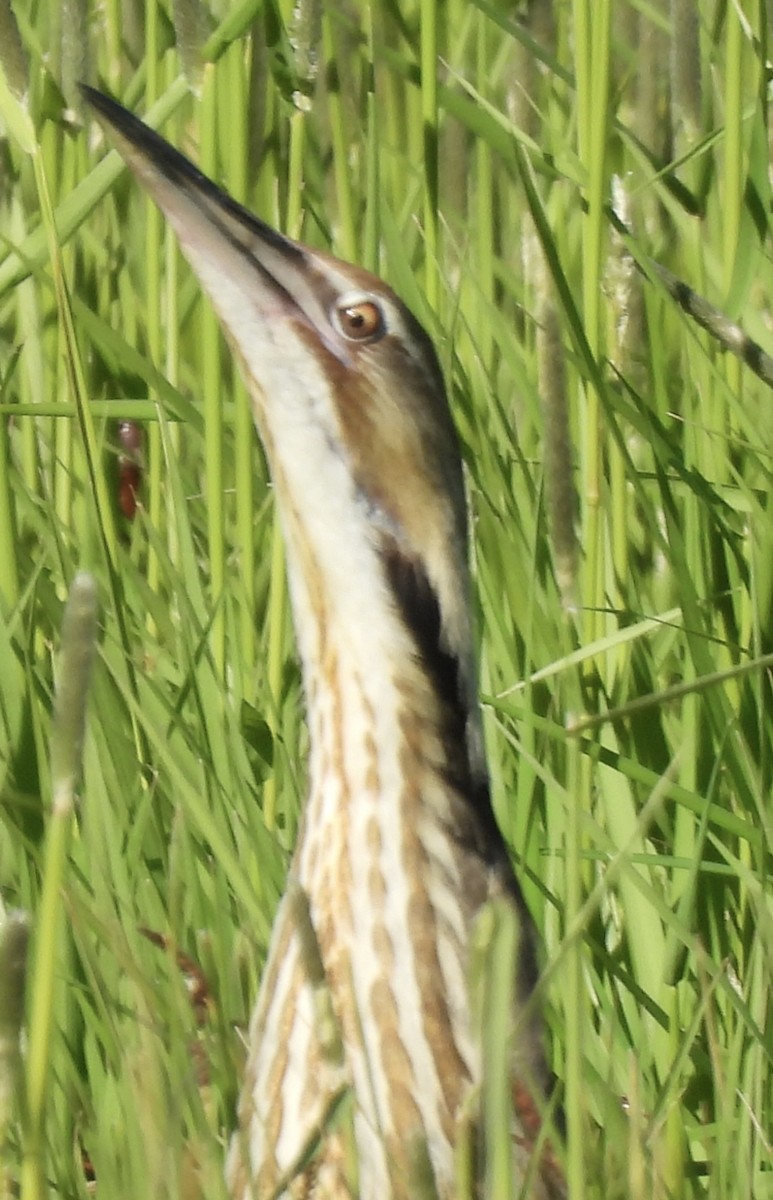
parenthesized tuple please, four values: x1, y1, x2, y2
(335, 299, 384, 341)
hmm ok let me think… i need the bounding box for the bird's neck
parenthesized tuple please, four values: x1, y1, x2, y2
(285, 526, 488, 875)
(300, 620, 469, 851)
(278, 510, 510, 1194)
(294, 604, 487, 1183)
(286, 523, 498, 954)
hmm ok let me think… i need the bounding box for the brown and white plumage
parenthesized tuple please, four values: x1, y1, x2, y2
(84, 88, 564, 1200)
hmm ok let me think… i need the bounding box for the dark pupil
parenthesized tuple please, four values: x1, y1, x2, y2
(347, 308, 365, 328)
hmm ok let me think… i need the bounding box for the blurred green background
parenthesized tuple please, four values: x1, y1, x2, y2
(1, 1, 772, 1196)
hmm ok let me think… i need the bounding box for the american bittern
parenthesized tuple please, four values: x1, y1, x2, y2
(84, 89, 565, 1200)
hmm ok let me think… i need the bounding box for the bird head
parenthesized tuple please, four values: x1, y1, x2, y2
(84, 88, 484, 779)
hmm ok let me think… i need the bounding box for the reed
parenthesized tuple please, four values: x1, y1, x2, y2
(0, 3, 770, 1196)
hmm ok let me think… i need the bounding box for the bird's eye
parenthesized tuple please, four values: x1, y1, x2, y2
(334, 299, 384, 342)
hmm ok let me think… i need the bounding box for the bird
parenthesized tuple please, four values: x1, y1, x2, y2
(83, 87, 566, 1200)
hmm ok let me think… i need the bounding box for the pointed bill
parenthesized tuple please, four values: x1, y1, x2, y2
(81, 86, 347, 362)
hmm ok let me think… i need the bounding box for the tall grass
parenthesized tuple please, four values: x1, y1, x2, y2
(0, 1, 771, 1197)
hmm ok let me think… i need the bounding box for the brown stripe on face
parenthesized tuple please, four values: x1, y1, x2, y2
(289, 319, 465, 597)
